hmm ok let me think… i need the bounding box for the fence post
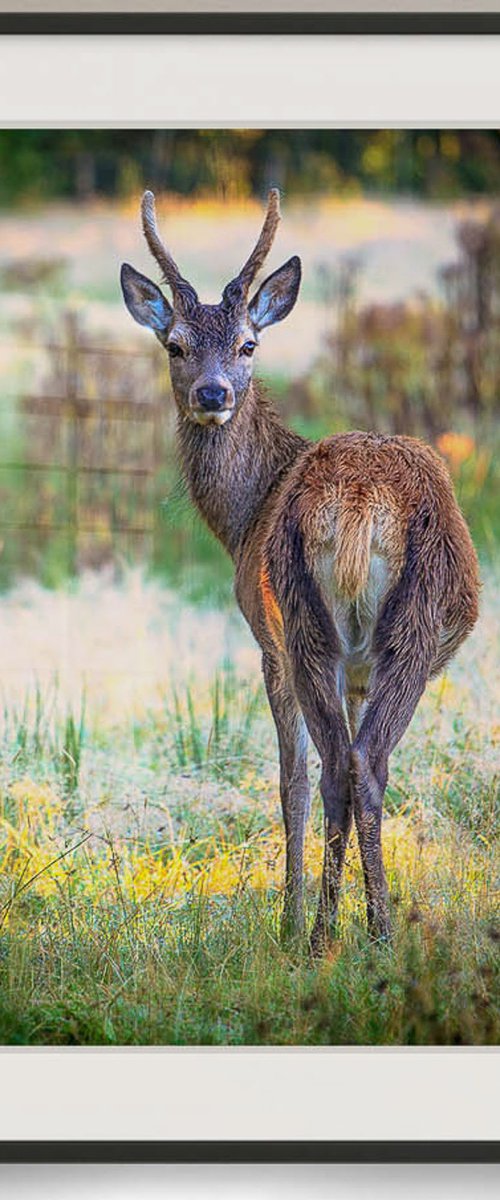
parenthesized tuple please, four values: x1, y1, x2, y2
(65, 309, 80, 576)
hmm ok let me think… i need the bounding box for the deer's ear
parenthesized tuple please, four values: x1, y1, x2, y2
(248, 256, 301, 331)
(121, 263, 173, 333)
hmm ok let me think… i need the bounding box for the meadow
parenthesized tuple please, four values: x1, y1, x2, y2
(0, 192, 498, 1044)
(0, 548, 497, 1046)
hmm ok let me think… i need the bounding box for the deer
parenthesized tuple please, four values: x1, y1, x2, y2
(121, 189, 480, 952)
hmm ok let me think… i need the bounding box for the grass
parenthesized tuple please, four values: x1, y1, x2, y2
(0, 568, 497, 1045)
(0, 809, 497, 1046)
(168, 663, 263, 779)
(3, 685, 86, 796)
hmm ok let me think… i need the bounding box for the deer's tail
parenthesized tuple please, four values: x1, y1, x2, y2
(333, 501, 374, 600)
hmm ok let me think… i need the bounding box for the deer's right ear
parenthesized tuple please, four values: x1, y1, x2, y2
(120, 263, 173, 333)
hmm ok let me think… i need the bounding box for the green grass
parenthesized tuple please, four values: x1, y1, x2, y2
(167, 663, 263, 780)
(2, 684, 86, 796)
(0, 565, 497, 1045)
(0, 867, 498, 1047)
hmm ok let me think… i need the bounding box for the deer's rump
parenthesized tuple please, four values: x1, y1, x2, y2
(308, 492, 405, 674)
(262, 430, 479, 685)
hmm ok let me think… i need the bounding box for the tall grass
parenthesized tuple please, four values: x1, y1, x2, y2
(0, 570, 497, 1045)
(168, 663, 263, 780)
(2, 682, 86, 796)
(0, 816, 497, 1046)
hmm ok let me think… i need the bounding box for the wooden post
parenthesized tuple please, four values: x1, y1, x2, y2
(65, 309, 80, 576)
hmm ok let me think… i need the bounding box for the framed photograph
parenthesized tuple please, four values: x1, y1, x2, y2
(0, 1, 498, 1166)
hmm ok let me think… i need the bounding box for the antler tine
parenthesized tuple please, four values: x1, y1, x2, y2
(223, 189, 281, 305)
(140, 190, 197, 309)
(239, 188, 281, 290)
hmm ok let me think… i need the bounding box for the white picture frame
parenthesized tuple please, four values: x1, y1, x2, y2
(0, 8, 498, 1163)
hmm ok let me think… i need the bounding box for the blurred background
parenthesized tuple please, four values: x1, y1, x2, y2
(0, 127, 498, 601)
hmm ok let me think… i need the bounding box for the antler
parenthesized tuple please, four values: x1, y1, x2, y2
(223, 189, 281, 306)
(141, 190, 198, 311)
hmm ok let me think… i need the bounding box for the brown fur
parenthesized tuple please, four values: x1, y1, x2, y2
(122, 192, 480, 950)
(259, 564, 285, 647)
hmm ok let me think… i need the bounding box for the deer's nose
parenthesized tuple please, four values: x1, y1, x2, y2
(196, 385, 228, 411)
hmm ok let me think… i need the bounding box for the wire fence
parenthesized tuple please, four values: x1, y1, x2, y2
(0, 310, 170, 584)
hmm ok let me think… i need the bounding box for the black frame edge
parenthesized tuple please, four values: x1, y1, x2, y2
(0, 11, 500, 35)
(0, 1141, 498, 1164)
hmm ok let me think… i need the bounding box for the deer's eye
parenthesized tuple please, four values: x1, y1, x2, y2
(240, 341, 256, 358)
(168, 342, 185, 360)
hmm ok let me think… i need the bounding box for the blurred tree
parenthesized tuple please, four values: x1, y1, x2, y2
(299, 208, 500, 439)
(0, 129, 499, 208)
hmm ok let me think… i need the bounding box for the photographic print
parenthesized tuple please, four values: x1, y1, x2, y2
(0, 126, 498, 1049)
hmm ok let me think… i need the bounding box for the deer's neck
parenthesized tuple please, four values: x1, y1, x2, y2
(177, 385, 307, 558)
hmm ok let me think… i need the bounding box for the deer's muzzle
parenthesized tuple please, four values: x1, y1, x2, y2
(189, 378, 235, 426)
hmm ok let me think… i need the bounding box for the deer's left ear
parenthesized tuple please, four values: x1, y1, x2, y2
(120, 263, 173, 333)
(248, 256, 301, 331)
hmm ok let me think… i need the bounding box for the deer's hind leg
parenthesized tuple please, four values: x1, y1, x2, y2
(351, 611, 437, 941)
(310, 702, 352, 954)
(351, 671, 429, 941)
(266, 508, 353, 952)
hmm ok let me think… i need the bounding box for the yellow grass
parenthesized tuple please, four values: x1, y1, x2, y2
(0, 775, 493, 935)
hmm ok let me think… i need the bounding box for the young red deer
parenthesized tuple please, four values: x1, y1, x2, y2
(121, 190, 480, 949)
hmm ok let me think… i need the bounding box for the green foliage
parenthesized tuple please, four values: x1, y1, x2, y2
(0, 129, 499, 208)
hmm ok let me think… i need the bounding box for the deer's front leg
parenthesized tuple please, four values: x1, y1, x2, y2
(290, 664, 352, 954)
(262, 653, 310, 941)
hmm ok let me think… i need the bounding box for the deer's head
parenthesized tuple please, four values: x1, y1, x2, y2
(121, 190, 301, 427)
